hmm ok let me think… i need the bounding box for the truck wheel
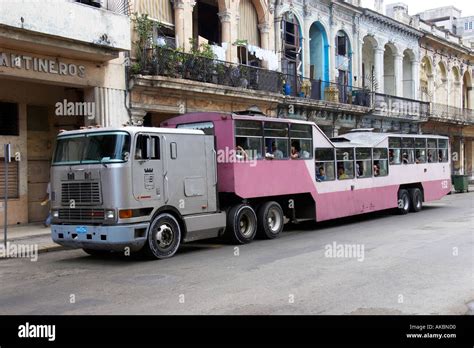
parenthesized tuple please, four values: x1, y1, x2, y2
(397, 189, 411, 215)
(225, 204, 257, 244)
(409, 188, 423, 212)
(142, 213, 181, 259)
(257, 201, 284, 239)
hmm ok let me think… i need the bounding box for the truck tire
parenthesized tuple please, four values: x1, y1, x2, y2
(141, 213, 181, 259)
(409, 188, 423, 212)
(225, 204, 257, 244)
(397, 189, 411, 215)
(257, 201, 284, 239)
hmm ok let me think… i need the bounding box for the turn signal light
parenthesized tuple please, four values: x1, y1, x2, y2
(119, 209, 133, 219)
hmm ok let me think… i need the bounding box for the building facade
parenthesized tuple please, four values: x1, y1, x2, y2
(0, 0, 131, 225)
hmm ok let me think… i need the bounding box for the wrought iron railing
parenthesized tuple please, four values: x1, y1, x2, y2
(372, 93, 430, 120)
(430, 103, 474, 123)
(283, 75, 372, 107)
(139, 47, 283, 94)
(75, 0, 131, 15)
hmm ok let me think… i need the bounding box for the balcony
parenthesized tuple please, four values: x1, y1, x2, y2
(0, 0, 131, 60)
(372, 93, 430, 121)
(430, 103, 474, 125)
(137, 47, 283, 94)
(283, 75, 372, 108)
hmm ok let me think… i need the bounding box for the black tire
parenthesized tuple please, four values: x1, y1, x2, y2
(141, 213, 181, 259)
(225, 204, 257, 244)
(257, 201, 284, 239)
(82, 249, 111, 256)
(409, 188, 423, 212)
(397, 189, 411, 215)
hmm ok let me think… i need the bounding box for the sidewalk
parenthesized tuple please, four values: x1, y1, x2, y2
(1, 223, 65, 254)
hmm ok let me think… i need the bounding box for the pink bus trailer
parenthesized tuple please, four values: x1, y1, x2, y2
(163, 111, 451, 242)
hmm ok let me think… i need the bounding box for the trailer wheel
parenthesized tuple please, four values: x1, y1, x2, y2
(397, 189, 411, 215)
(257, 201, 284, 239)
(409, 188, 423, 212)
(225, 204, 257, 244)
(141, 213, 181, 259)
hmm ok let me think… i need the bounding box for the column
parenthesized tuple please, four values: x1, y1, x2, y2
(412, 59, 420, 100)
(274, 15, 282, 71)
(173, 0, 195, 52)
(258, 22, 271, 69)
(218, 10, 234, 62)
(374, 47, 384, 92)
(394, 53, 403, 97)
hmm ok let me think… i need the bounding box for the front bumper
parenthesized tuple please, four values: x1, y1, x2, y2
(51, 223, 149, 252)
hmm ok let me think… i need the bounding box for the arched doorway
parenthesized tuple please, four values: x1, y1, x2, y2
(463, 70, 473, 109)
(309, 22, 329, 82)
(420, 56, 433, 102)
(383, 43, 397, 95)
(435, 62, 447, 105)
(450, 67, 461, 107)
(361, 35, 378, 91)
(402, 49, 415, 99)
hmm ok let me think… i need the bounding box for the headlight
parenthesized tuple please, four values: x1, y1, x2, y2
(105, 210, 116, 220)
(52, 210, 59, 218)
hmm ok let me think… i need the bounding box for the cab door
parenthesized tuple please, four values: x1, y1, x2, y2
(132, 133, 164, 203)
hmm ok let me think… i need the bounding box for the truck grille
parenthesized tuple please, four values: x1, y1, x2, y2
(58, 208, 105, 221)
(61, 182, 101, 205)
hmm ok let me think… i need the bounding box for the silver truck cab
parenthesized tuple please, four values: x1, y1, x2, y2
(50, 126, 226, 259)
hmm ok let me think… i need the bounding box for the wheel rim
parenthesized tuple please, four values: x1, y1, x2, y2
(239, 211, 254, 237)
(154, 223, 174, 249)
(267, 207, 282, 233)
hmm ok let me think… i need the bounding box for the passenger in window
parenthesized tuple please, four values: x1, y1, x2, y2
(373, 163, 380, 177)
(338, 167, 349, 180)
(316, 167, 326, 182)
(235, 138, 248, 161)
(272, 142, 284, 159)
(291, 141, 300, 159)
(402, 152, 409, 164)
(438, 150, 444, 162)
(427, 151, 433, 163)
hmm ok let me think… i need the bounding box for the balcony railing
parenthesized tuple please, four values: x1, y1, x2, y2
(283, 75, 372, 107)
(430, 103, 474, 123)
(75, 0, 131, 15)
(373, 93, 430, 121)
(139, 47, 282, 94)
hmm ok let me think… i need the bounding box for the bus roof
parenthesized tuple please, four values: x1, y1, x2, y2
(57, 126, 205, 137)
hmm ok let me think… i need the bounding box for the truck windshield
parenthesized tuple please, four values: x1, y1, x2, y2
(52, 131, 130, 165)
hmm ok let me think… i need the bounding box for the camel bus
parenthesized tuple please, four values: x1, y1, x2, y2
(50, 111, 451, 259)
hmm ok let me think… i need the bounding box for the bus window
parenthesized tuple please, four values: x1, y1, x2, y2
(415, 138, 426, 163)
(315, 148, 335, 181)
(389, 137, 401, 165)
(438, 139, 448, 162)
(373, 148, 388, 177)
(235, 120, 263, 160)
(427, 138, 438, 163)
(290, 124, 313, 159)
(401, 138, 414, 164)
(336, 148, 354, 180)
(264, 122, 288, 159)
(135, 134, 160, 160)
(355, 148, 372, 178)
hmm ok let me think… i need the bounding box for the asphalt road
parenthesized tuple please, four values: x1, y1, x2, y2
(1, 192, 473, 315)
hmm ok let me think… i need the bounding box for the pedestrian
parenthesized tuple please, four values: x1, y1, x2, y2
(41, 182, 52, 227)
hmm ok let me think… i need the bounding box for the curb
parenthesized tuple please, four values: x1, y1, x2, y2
(38, 244, 68, 254)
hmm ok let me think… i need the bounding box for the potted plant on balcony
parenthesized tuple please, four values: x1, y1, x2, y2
(131, 13, 154, 75)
